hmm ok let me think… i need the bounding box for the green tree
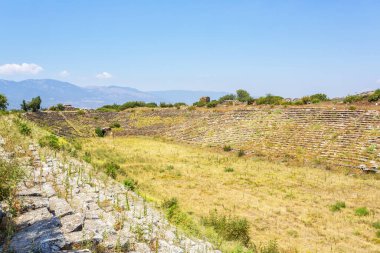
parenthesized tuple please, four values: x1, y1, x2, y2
(28, 96, 42, 112)
(0, 94, 8, 111)
(236, 89, 252, 102)
(56, 103, 65, 111)
(21, 100, 28, 111)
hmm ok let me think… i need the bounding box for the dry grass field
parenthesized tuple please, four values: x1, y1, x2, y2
(80, 136, 380, 253)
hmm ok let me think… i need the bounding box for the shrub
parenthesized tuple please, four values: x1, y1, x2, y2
(160, 197, 198, 235)
(330, 201, 346, 212)
(110, 122, 121, 128)
(39, 134, 60, 150)
(256, 94, 284, 105)
(123, 178, 137, 191)
(202, 210, 250, 246)
(193, 101, 206, 107)
(162, 197, 178, 210)
(28, 96, 42, 112)
(0, 160, 24, 203)
(376, 230, 380, 238)
(223, 145, 232, 152)
(236, 89, 253, 103)
(83, 151, 91, 163)
(174, 102, 187, 108)
(355, 207, 369, 216)
(237, 150, 245, 157)
(77, 109, 85, 115)
(146, 102, 158, 108)
(0, 94, 8, 111)
(188, 106, 196, 111)
(18, 122, 31, 136)
(120, 101, 146, 110)
(160, 102, 174, 108)
(97, 103, 121, 112)
(50, 103, 64, 111)
(301, 96, 311, 104)
(343, 95, 363, 104)
(368, 89, 380, 102)
(251, 240, 280, 253)
(206, 100, 219, 108)
(224, 167, 234, 173)
(310, 93, 329, 102)
(20, 96, 42, 112)
(348, 105, 356, 111)
(95, 127, 105, 137)
(104, 162, 120, 179)
(373, 221, 380, 229)
(218, 94, 237, 103)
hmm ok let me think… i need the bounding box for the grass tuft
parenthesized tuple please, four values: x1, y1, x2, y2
(330, 201, 346, 212)
(355, 207, 369, 217)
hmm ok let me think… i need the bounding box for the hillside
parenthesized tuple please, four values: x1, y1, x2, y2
(26, 106, 380, 170)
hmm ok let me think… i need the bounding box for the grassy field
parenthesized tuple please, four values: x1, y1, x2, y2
(80, 136, 380, 253)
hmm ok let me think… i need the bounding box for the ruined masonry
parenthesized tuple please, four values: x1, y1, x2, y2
(0, 136, 220, 253)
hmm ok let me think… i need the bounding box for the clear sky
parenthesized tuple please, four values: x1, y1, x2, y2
(0, 0, 379, 97)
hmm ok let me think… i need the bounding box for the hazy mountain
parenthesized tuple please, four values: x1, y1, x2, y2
(0, 79, 228, 109)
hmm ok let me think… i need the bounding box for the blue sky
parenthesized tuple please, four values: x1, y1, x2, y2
(0, 0, 379, 97)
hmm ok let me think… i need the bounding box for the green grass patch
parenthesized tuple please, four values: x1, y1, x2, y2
(330, 201, 346, 212)
(355, 207, 369, 216)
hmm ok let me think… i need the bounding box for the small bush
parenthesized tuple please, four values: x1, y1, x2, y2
(39, 135, 61, 150)
(77, 109, 85, 115)
(95, 127, 105, 137)
(166, 165, 174, 170)
(104, 162, 120, 179)
(224, 167, 234, 173)
(123, 178, 137, 191)
(251, 240, 280, 253)
(110, 122, 121, 128)
(376, 230, 380, 238)
(206, 100, 219, 108)
(256, 94, 284, 105)
(83, 151, 91, 163)
(160, 102, 174, 108)
(146, 102, 158, 108)
(330, 201, 346, 212)
(18, 122, 31, 136)
(223, 145, 232, 152)
(174, 102, 187, 108)
(348, 105, 356, 111)
(368, 89, 380, 102)
(193, 101, 206, 107)
(237, 150, 245, 157)
(355, 207, 369, 216)
(0, 160, 24, 202)
(202, 210, 250, 246)
(373, 221, 380, 229)
(343, 95, 363, 104)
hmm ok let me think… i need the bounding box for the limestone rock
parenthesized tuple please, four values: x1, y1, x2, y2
(9, 217, 65, 253)
(49, 196, 74, 217)
(60, 213, 84, 233)
(14, 207, 53, 230)
(19, 196, 49, 213)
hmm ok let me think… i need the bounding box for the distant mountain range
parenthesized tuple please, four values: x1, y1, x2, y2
(0, 79, 228, 109)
